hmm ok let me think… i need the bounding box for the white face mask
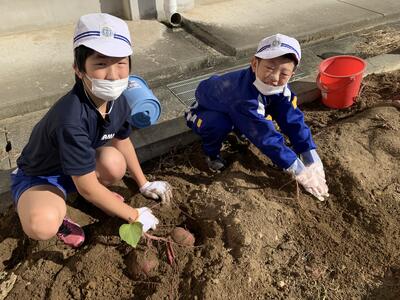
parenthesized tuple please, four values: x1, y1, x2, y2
(252, 60, 285, 95)
(85, 76, 129, 102)
(253, 77, 285, 95)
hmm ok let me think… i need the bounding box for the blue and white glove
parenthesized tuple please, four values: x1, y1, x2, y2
(301, 149, 326, 180)
(286, 152, 329, 201)
(286, 157, 306, 176)
(139, 181, 172, 204)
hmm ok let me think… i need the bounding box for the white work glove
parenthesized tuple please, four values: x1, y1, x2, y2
(313, 160, 326, 180)
(301, 149, 326, 180)
(295, 164, 329, 201)
(286, 157, 306, 176)
(136, 207, 159, 233)
(139, 181, 172, 204)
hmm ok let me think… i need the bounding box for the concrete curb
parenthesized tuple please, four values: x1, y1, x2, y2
(182, 13, 400, 59)
(182, 18, 237, 56)
(132, 117, 200, 163)
(0, 91, 68, 123)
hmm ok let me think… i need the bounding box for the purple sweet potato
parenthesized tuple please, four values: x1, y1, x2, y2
(171, 227, 195, 246)
(126, 249, 159, 279)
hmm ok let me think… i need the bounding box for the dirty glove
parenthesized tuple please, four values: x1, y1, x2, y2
(139, 181, 172, 204)
(295, 164, 329, 201)
(301, 149, 326, 179)
(286, 157, 306, 176)
(136, 207, 159, 233)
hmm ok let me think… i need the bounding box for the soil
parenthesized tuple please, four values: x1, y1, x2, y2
(0, 71, 399, 300)
(355, 25, 400, 57)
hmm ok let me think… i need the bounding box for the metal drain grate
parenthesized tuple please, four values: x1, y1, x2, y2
(167, 63, 308, 107)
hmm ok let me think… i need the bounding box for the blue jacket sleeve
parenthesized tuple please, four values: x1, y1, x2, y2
(269, 91, 316, 154)
(195, 75, 232, 113)
(228, 98, 298, 169)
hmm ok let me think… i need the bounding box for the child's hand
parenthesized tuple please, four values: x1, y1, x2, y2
(136, 207, 159, 233)
(139, 181, 172, 204)
(300, 149, 327, 181)
(295, 164, 329, 201)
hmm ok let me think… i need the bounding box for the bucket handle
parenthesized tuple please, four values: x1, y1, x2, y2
(316, 74, 355, 93)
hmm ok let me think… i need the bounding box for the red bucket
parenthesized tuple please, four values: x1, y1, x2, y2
(317, 55, 366, 109)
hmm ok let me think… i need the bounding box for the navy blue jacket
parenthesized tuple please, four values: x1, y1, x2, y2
(17, 81, 132, 176)
(194, 67, 316, 169)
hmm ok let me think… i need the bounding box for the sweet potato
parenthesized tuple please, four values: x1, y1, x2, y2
(171, 227, 195, 246)
(126, 249, 159, 279)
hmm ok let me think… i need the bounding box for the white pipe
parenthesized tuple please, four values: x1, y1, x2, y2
(156, 0, 182, 27)
(164, 0, 177, 16)
(128, 0, 140, 20)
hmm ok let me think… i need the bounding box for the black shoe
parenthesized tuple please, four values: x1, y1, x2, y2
(227, 132, 250, 151)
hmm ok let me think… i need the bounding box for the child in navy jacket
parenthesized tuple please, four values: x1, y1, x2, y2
(11, 14, 172, 248)
(186, 34, 329, 201)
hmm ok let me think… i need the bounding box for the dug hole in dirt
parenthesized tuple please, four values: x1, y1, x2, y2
(0, 71, 399, 300)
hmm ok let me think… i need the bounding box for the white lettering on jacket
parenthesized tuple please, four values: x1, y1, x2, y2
(101, 133, 115, 141)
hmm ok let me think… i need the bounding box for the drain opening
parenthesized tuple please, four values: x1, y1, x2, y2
(167, 64, 307, 107)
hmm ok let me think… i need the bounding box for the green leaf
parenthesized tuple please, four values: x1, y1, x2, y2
(119, 222, 143, 248)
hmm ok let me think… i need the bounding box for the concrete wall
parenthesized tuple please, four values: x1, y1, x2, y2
(0, 0, 227, 34)
(126, 0, 195, 20)
(0, 0, 100, 35)
(195, 0, 230, 4)
(100, 0, 126, 19)
(138, 0, 158, 20)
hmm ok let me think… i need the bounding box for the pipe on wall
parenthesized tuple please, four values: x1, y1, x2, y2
(156, 0, 183, 27)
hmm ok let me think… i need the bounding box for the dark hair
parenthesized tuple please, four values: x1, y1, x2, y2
(73, 45, 132, 82)
(282, 53, 298, 66)
(255, 53, 298, 67)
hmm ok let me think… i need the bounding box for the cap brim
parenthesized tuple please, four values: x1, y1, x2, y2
(78, 38, 132, 57)
(255, 49, 298, 63)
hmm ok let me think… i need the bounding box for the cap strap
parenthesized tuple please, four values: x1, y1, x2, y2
(74, 31, 100, 42)
(256, 44, 271, 54)
(114, 34, 131, 45)
(280, 43, 300, 59)
(74, 31, 131, 46)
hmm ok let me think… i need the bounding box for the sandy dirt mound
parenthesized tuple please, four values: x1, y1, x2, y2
(0, 71, 399, 300)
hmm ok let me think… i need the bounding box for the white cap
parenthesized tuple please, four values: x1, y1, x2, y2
(73, 13, 132, 57)
(255, 33, 301, 64)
